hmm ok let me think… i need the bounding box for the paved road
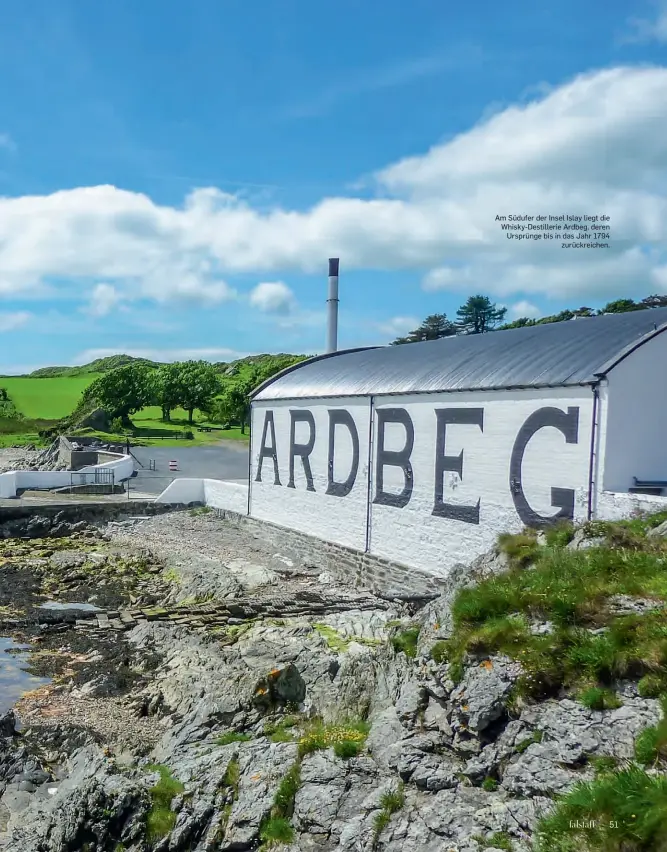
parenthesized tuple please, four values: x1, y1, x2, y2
(129, 440, 249, 495)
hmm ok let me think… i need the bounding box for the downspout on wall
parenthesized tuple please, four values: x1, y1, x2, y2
(587, 383, 600, 520)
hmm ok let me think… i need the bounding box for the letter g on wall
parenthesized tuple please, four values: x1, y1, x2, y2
(509, 407, 579, 526)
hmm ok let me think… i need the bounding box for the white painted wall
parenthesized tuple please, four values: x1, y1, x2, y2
(205, 479, 248, 513)
(0, 453, 134, 499)
(248, 388, 594, 577)
(601, 331, 667, 491)
(250, 398, 371, 551)
(597, 489, 667, 521)
(154, 477, 249, 513)
(369, 388, 593, 574)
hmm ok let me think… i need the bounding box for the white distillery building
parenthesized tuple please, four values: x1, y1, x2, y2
(247, 307, 667, 578)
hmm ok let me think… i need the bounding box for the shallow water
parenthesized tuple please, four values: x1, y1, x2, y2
(0, 637, 51, 715)
(38, 601, 102, 612)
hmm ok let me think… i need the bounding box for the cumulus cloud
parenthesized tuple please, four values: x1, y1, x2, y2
(624, 1, 667, 43)
(509, 300, 542, 320)
(84, 283, 123, 317)
(0, 65, 664, 311)
(249, 281, 295, 314)
(376, 316, 422, 336)
(0, 311, 31, 332)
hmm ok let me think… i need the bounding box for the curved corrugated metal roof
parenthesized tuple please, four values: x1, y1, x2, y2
(252, 307, 667, 401)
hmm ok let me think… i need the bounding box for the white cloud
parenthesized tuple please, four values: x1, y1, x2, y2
(624, 1, 667, 43)
(84, 283, 123, 317)
(0, 133, 15, 152)
(509, 300, 542, 320)
(0, 66, 664, 309)
(73, 347, 252, 364)
(249, 281, 295, 314)
(0, 311, 31, 332)
(376, 316, 421, 336)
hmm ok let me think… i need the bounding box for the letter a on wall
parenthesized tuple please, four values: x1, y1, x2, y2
(509, 406, 579, 526)
(255, 410, 281, 486)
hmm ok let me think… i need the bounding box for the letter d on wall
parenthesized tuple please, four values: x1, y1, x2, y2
(509, 406, 579, 526)
(326, 410, 360, 497)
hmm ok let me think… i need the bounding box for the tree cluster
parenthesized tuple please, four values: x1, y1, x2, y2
(391, 294, 667, 344)
(79, 353, 307, 433)
(81, 360, 222, 427)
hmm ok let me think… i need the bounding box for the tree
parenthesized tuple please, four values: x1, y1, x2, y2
(175, 361, 221, 424)
(598, 298, 645, 315)
(149, 363, 185, 422)
(391, 314, 457, 345)
(641, 294, 667, 309)
(456, 295, 507, 334)
(81, 363, 152, 426)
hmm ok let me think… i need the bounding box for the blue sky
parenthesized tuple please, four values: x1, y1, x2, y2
(0, 0, 666, 372)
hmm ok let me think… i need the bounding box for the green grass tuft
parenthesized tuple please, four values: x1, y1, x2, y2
(498, 531, 539, 567)
(391, 626, 421, 658)
(259, 816, 294, 845)
(588, 754, 620, 775)
(144, 764, 185, 842)
(482, 776, 499, 792)
(578, 686, 623, 711)
(534, 765, 667, 851)
(430, 640, 448, 663)
(297, 719, 370, 760)
(222, 757, 240, 793)
(372, 784, 405, 846)
(515, 730, 543, 753)
(215, 732, 252, 746)
(638, 674, 667, 698)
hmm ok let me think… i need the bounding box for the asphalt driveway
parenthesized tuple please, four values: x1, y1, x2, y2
(129, 440, 249, 495)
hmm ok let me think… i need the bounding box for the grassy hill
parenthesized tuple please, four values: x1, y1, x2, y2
(0, 352, 308, 447)
(23, 354, 163, 378)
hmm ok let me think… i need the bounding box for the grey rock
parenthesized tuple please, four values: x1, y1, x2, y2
(452, 656, 522, 732)
(395, 680, 428, 726)
(0, 712, 16, 738)
(647, 519, 667, 538)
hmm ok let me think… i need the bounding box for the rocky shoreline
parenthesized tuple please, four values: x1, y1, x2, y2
(0, 508, 665, 851)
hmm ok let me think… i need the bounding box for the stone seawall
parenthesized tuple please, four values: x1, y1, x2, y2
(0, 501, 191, 539)
(212, 507, 444, 601)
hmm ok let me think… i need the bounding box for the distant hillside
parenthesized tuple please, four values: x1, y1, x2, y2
(17, 352, 310, 380)
(28, 355, 162, 378)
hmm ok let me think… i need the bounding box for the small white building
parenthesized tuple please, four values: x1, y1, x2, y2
(248, 308, 667, 578)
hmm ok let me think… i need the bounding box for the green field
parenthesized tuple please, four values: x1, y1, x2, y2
(0, 375, 102, 419)
(0, 376, 249, 448)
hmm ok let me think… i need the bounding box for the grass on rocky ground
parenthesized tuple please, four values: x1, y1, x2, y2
(430, 511, 667, 702)
(533, 764, 667, 851)
(297, 718, 371, 760)
(391, 626, 421, 658)
(372, 784, 405, 847)
(144, 764, 185, 842)
(215, 732, 253, 746)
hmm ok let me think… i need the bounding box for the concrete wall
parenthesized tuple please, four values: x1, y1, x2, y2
(601, 330, 667, 491)
(249, 387, 593, 578)
(154, 478, 249, 514)
(0, 453, 134, 499)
